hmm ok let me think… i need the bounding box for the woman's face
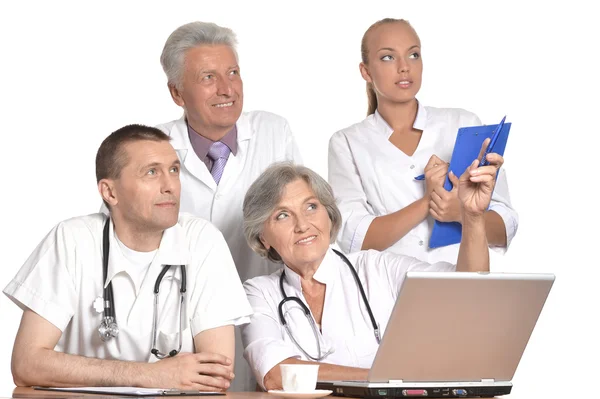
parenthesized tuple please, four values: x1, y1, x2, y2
(361, 22, 423, 106)
(260, 179, 332, 274)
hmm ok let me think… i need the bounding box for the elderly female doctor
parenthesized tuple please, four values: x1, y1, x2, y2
(241, 144, 500, 390)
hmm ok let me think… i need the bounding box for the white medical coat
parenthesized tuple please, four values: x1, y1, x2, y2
(156, 111, 302, 283)
(329, 104, 518, 264)
(3, 213, 252, 362)
(242, 248, 454, 388)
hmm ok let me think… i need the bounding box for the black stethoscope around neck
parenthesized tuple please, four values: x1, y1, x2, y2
(98, 218, 187, 359)
(277, 248, 381, 361)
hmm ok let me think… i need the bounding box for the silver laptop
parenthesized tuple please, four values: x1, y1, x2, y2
(317, 271, 554, 398)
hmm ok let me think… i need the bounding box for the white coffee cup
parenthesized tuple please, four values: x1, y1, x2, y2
(280, 364, 320, 392)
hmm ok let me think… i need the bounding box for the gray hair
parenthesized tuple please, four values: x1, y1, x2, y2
(243, 162, 342, 263)
(160, 21, 238, 90)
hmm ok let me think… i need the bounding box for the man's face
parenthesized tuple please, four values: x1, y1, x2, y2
(170, 44, 243, 135)
(109, 140, 181, 232)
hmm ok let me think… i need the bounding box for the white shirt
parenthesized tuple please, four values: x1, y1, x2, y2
(3, 213, 252, 362)
(156, 110, 302, 391)
(328, 103, 519, 264)
(241, 248, 454, 388)
(114, 234, 156, 301)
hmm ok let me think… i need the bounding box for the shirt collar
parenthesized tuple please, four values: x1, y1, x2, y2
(371, 110, 393, 137)
(413, 100, 427, 130)
(105, 217, 191, 287)
(282, 248, 338, 291)
(371, 99, 428, 136)
(187, 123, 238, 159)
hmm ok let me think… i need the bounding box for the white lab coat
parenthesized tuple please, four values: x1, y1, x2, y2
(242, 248, 454, 388)
(156, 111, 302, 391)
(329, 104, 519, 264)
(3, 213, 252, 363)
(157, 111, 302, 283)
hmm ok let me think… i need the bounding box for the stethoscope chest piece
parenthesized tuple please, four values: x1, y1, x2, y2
(98, 316, 119, 342)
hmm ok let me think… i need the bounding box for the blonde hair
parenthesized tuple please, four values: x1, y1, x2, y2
(360, 18, 416, 116)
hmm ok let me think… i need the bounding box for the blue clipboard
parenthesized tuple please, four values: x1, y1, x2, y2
(428, 121, 511, 248)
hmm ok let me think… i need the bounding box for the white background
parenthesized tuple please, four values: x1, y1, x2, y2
(0, 0, 598, 397)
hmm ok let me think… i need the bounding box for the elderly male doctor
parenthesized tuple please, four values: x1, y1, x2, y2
(157, 21, 302, 391)
(157, 20, 302, 284)
(4, 124, 252, 390)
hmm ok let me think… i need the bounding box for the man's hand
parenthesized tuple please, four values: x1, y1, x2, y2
(149, 352, 234, 391)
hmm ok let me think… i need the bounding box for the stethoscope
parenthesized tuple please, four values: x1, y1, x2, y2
(277, 248, 381, 361)
(98, 218, 187, 359)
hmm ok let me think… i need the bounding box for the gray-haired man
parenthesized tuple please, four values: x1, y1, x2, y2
(156, 21, 302, 391)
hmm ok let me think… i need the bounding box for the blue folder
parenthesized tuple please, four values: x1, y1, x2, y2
(428, 122, 511, 248)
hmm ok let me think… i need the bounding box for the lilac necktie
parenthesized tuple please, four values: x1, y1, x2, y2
(207, 141, 230, 184)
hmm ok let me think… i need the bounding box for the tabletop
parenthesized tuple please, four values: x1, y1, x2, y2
(5, 387, 503, 399)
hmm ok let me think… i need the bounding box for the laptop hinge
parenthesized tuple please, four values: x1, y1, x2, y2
(481, 379, 495, 383)
(388, 380, 403, 384)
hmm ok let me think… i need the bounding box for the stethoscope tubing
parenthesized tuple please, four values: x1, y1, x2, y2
(277, 248, 381, 360)
(100, 217, 187, 358)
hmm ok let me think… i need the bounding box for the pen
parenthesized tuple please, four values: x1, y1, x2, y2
(479, 115, 506, 167)
(414, 163, 449, 181)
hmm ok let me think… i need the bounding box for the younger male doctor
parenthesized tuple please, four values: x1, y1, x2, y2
(4, 124, 252, 390)
(157, 21, 302, 391)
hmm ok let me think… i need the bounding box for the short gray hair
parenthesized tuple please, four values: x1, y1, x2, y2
(243, 162, 342, 263)
(160, 21, 238, 90)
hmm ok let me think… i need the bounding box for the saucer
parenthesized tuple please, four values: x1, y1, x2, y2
(267, 389, 333, 398)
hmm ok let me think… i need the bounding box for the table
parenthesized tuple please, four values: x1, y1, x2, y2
(9, 388, 272, 399)
(6, 387, 502, 399)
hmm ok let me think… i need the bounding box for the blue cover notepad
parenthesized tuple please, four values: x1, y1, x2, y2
(429, 122, 511, 248)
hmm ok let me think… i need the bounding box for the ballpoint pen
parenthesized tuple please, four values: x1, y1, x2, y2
(414, 165, 447, 181)
(414, 115, 506, 180)
(478, 115, 506, 167)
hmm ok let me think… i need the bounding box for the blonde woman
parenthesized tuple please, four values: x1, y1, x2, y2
(329, 18, 518, 263)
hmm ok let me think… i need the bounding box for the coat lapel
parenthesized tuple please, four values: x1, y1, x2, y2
(169, 117, 217, 191)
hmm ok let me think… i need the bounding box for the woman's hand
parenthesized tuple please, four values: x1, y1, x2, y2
(457, 139, 504, 219)
(429, 182, 461, 223)
(423, 155, 448, 199)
